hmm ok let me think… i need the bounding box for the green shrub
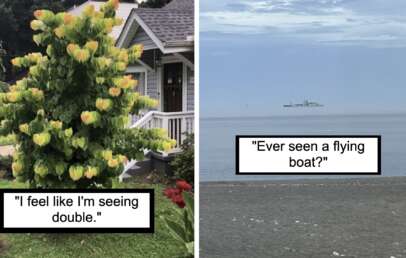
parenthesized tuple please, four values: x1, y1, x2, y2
(171, 133, 194, 184)
(0, 0, 175, 188)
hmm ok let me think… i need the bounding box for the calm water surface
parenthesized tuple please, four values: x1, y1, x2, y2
(200, 114, 406, 181)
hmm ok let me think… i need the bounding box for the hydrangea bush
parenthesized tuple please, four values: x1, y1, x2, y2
(1, 0, 175, 188)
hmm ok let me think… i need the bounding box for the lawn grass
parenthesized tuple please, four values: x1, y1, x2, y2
(0, 180, 187, 258)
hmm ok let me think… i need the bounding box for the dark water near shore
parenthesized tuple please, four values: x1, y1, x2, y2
(200, 113, 406, 182)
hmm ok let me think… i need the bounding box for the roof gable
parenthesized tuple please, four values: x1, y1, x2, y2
(130, 27, 158, 50)
(116, 0, 194, 53)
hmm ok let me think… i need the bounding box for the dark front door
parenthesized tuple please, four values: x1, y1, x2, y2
(163, 63, 183, 112)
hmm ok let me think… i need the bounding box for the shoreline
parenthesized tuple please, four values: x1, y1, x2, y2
(200, 176, 406, 258)
(200, 176, 406, 186)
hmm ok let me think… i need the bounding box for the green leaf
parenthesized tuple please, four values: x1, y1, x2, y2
(186, 241, 194, 256)
(163, 217, 186, 242)
(183, 192, 194, 221)
(184, 209, 194, 242)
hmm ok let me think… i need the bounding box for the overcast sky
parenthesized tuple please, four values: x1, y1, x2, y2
(200, 0, 406, 117)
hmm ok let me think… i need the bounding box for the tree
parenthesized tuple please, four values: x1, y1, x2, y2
(139, 0, 172, 8)
(0, 0, 66, 81)
(1, 0, 175, 188)
(0, 42, 6, 82)
(0, 43, 8, 91)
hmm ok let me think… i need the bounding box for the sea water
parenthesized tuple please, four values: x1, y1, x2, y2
(200, 113, 406, 182)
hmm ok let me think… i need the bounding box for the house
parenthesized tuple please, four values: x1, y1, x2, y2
(116, 0, 195, 178)
(116, 0, 194, 147)
(70, 0, 194, 178)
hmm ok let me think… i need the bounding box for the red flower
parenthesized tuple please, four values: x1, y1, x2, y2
(171, 194, 185, 208)
(163, 188, 180, 199)
(176, 180, 192, 191)
(163, 180, 192, 209)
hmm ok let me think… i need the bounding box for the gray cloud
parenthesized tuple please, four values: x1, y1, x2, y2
(201, 0, 406, 47)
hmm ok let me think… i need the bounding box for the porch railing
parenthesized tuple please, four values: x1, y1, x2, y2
(131, 110, 194, 147)
(121, 111, 194, 178)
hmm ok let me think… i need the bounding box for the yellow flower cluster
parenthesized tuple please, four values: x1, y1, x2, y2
(75, 49, 90, 63)
(114, 62, 127, 72)
(67, 44, 90, 63)
(108, 87, 121, 97)
(34, 10, 55, 23)
(129, 44, 144, 60)
(117, 50, 128, 63)
(27, 53, 43, 63)
(107, 158, 119, 168)
(54, 26, 65, 38)
(29, 65, 40, 77)
(81, 111, 100, 125)
(34, 161, 49, 177)
(30, 20, 45, 31)
(69, 165, 84, 181)
(15, 79, 28, 90)
(104, 18, 114, 33)
(12, 161, 24, 177)
(63, 13, 75, 25)
(85, 41, 99, 54)
(12, 52, 44, 68)
(96, 77, 105, 84)
(96, 57, 113, 70)
(30, 88, 44, 101)
(6, 92, 23, 103)
(113, 75, 137, 89)
(19, 123, 30, 135)
(33, 132, 51, 147)
(101, 150, 113, 160)
(11, 57, 23, 67)
(64, 128, 73, 138)
(50, 120, 63, 130)
(85, 166, 99, 179)
(72, 137, 87, 149)
(96, 98, 113, 111)
(83, 4, 95, 17)
(107, 154, 127, 168)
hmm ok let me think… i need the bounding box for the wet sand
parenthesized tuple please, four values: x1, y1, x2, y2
(200, 177, 406, 258)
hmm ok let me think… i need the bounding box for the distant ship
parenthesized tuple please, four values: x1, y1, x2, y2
(283, 100, 324, 108)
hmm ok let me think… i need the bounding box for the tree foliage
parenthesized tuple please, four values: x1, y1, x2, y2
(139, 0, 172, 8)
(0, 43, 6, 82)
(171, 133, 194, 184)
(1, 0, 175, 188)
(0, 0, 67, 81)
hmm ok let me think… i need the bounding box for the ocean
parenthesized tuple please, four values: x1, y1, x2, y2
(200, 113, 406, 182)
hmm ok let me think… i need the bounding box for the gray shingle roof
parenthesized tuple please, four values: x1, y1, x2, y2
(164, 0, 194, 10)
(133, 0, 194, 46)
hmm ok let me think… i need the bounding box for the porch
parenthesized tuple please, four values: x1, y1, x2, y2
(131, 110, 194, 147)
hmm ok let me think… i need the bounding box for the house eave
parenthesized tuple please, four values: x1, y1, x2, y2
(117, 10, 194, 55)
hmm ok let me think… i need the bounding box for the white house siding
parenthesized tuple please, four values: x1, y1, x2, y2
(187, 67, 194, 111)
(130, 28, 158, 50)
